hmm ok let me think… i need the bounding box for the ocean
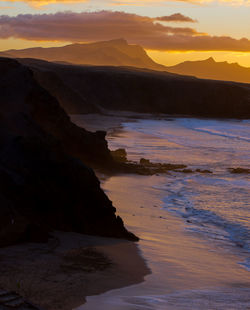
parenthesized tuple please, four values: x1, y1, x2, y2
(75, 116, 250, 310)
(108, 117, 250, 269)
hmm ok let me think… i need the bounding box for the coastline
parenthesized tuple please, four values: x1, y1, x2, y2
(2, 113, 248, 310)
(74, 114, 250, 310)
(78, 172, 250, 310)
(0, 113, 150, 310)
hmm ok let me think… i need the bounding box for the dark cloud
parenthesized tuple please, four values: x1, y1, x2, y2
(0, 11, 200, 41)
(0, 10, 250, 52)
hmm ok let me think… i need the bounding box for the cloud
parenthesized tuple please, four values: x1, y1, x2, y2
(4, 0, 89, 7)
(1, 10, 250, 52)
(120, 0, 250, 4)
(109, 0, 250, 6)
(140, 35, 250, 52)
(0, 11, 201, 41)
(2, 0, 250, 6)
(155, 13, 196, 22)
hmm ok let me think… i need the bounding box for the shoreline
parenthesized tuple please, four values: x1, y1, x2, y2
(2, 114, 248, 310)
(0, 113, 151, 310)
(79, 172, 250, 310)
(74, 114, 250, 310)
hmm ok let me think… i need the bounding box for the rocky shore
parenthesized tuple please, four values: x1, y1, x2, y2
(0, 289, 42, 310)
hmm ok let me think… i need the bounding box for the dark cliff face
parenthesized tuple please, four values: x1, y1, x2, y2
(31, 69, 100, 114)
(0, 57, 138, 247)
(1, 58, 114, 167)
(20, 58, 250, 119)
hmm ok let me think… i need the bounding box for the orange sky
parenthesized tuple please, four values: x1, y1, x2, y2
(0, 0, 250, 66)
(148, 50, 250, 67)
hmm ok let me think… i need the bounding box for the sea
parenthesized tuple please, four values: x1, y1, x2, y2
(74, 116, 250, 310)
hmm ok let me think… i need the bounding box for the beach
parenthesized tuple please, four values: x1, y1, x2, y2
(0, 232, 149, 310)
(73, 114, 250, 310)
(0, 113, 248, 310)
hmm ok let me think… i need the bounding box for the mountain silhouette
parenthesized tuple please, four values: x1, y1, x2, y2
(2, 40, 250, 84)
(1, 39, 166, 71)
(165, 57, 250, 84)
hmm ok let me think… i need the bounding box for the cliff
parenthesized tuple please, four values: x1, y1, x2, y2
(21, 58, 250, 119)
(0, 57, 138, 247)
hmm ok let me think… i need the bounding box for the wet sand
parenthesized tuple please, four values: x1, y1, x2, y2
(78, 173, 250, 310)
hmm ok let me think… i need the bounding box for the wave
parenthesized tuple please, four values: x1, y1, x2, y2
(158, 174, 250, 268)
(180, 205, 250, 251)
(192, 127, 250, 142)
(120, 288, 250, 310)
(179, 118, 250, 142)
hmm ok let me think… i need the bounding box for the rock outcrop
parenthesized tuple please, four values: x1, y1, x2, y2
(229, 167, 250, 174)
(0, 57, 138, 247)
(0, 289, 41, 309)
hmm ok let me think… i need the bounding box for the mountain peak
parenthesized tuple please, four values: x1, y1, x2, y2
(103, 38, 128, 46)
(206, 57, 215, 63)
(1, 38, 165, 71)
(109, 38, 128, 45)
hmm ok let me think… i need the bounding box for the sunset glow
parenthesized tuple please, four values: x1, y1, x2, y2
(0, 0, 250, 66)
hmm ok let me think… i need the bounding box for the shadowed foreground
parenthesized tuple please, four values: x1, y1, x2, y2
(0, 232, 150, 310)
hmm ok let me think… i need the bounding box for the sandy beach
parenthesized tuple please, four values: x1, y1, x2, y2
(79, 174, 250, 310)
(0, 231, 149, 310)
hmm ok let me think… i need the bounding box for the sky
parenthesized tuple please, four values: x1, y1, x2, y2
(0, 0, 250, 66)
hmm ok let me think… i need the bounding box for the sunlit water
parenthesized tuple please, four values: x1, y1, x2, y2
(75, 116, 250, 310)
(109, 118, 250, 267)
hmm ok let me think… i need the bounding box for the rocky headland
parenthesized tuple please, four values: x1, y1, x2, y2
(0, 57, 138, 248)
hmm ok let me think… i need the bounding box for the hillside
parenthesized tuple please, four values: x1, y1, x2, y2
(165, 57, 250, 84)
(1, 39, 166, 71)
(20, 58, 250, 119)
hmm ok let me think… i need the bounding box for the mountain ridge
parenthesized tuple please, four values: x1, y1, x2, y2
(1, 39, 166, 71)
(165, 57, 250, 84)
(2, 39, 250, 84)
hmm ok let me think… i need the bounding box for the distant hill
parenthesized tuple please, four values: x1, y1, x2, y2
(3, 40, 250, 84)
(165, 57, 250, 84)
(1, 39, 166, 71)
